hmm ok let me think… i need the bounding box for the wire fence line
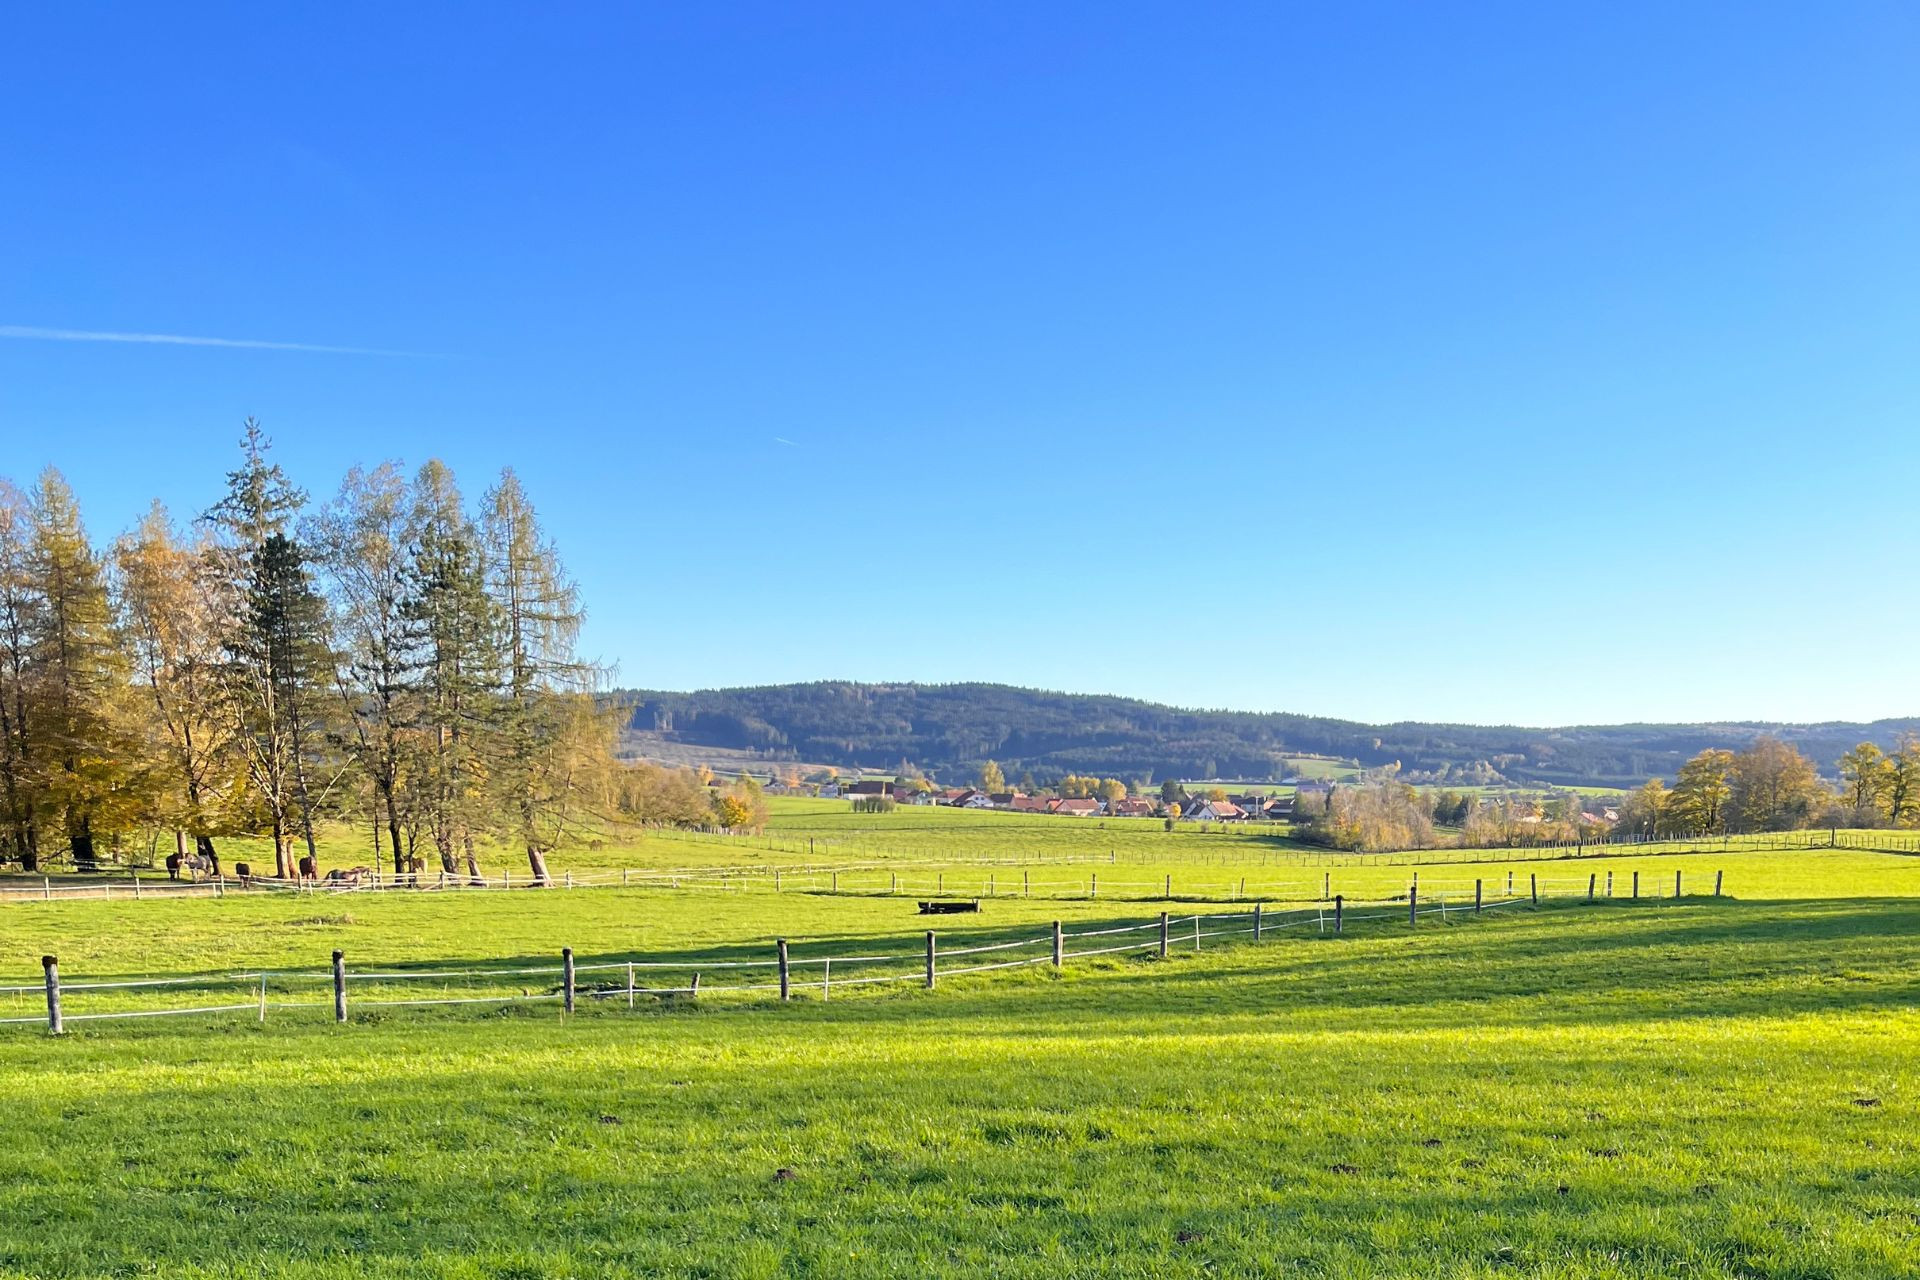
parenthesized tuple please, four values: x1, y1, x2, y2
(0, 851, 1736, 907)
(3, 874, 1717, 1034)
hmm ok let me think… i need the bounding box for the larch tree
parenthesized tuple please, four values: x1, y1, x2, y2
(315, 463, 427, 877)
(115, 504, 238, 865)
(26, 470, 137, 871)
(407, 460, 500, 880)
(479, 469, 603, 884)
(0, 481, 44, 869)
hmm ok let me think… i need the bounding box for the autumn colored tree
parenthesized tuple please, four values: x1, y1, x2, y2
(1671, 749, 1735, 835)
(116, 504, 238, 865)
(0, 481, 40, 868)
(978, 759, 1005, 793)
(1838, 742, 1892, 823)
(1887, 735, 1920, 828)
(408, 461, 500, 879)
(480, 469, 608, 883)
(25, 471, 138, 871)
(1729, 737, 1826, 832)
(314, 463, 428, 875)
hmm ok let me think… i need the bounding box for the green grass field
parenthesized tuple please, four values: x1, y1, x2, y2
(2, 817, 1917, 1278)
(0, 891, 1915, 1278)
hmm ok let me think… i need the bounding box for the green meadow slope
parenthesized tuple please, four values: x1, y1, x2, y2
(0, 854, 1916, 1278)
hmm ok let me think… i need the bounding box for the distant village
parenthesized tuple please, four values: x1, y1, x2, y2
(766, 776, 1307, 822)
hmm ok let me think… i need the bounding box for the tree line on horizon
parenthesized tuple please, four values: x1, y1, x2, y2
(0, 422, 617, 882)
(1296, 735, 1918, 853)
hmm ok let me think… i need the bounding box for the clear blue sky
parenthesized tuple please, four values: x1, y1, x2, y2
(4, 4, 1917, 727)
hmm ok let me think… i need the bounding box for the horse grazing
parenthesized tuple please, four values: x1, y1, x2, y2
(323, 865, 373, 887)
(165, 851, 183, 881)
(234, 862, 252, 885)
(298, 855, 317, 882)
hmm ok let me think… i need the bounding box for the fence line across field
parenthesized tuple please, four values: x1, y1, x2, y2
(0, 853, 1724, 907)
(4, 874, 1724, 1033)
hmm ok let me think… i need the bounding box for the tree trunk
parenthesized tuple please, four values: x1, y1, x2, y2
(273, 819, 291, 879)
(464, 834, 483, 885)
(385, 796, 405, 882)
(527, 845, 550, 885)
(70, 817, 97, 874)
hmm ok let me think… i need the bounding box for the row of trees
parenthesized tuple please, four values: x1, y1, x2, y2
(0, 423, 614, 882)
(1300, 736, 1913, 852)
(1616, 736, 1917, 837)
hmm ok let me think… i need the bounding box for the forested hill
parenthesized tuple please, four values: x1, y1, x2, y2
(613, 682, 1920, 788)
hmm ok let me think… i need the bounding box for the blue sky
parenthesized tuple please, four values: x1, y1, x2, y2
(3, 4, 1918, 726)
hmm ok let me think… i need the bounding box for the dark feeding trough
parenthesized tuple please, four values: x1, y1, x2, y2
(917, 900, 980, 915)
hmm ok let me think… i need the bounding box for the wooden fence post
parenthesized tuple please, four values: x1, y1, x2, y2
(777, 939, 790, 1002)
(627, 962, 636, 1010)
(1334, 895, 1343, 934)
(1323, 872, 1330, 900)
(1606, 871, 1613, 897)
(1714, 869, 1723, 896)
(1159, 911, 1170, 958)
(822, 957, 831, 1001)
(1632, 871, 1639, 900)
(565, 870, 573, 890)
(1253, 902, 1263, 940)
(1091, 873, 1098, 899)
(1024, 870, 1030, 897)
(562, 947, 575, 1014)
(1506, 871, 1513, 895)
(1409, 885, 1418, 925)
(42, 955, 61, 1035)
(690, 972, 701, 998)
(1530, 874, 1538, 906)
(1587, 873, 1596, 903)
(1052, 920, 1063, 969)
(332, 950, 347, 1023)
(1675, 869, 1682, 898)
(1474, 879, 1482, 912)
(924, 932, 937, 990)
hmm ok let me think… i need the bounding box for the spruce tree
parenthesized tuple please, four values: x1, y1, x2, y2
(207, 423, 325, 878)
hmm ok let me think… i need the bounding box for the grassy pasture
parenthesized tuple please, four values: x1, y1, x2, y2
(0, 893, 1915, 1278)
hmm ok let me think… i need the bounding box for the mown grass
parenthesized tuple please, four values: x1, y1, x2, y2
(0, 898, 1914, 1278)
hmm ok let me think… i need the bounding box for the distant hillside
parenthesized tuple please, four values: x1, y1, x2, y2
(610, 682, 1920, 789)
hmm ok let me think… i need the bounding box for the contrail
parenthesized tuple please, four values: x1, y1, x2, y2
(0, 324, 441, 357)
